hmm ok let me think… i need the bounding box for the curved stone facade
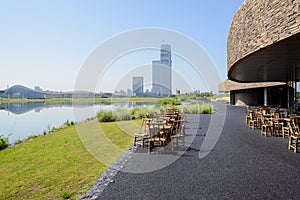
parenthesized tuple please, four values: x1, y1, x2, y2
(228, 0, 300, 73)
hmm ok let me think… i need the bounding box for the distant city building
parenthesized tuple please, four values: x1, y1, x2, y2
(145, 89, 150, 95)
(5, 85, 45, 99)
(132, 76, 144, 96)
(152, 44, 172, 96)
(127, 89, 132, 96)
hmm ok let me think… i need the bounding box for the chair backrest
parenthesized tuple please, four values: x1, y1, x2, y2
(149, 122, 164, 138)
(175, 120, 186, 136)
(140, 118, 152, 133)
(260, 114, 266, 124)
(289, 118, 299, 136)
(249, 112, 255, 120)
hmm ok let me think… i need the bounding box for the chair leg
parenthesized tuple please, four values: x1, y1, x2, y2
(148, 140, 153, 154)
(269, 127, 273, 136)
(294, 138, 298, 153)
(261, 126, 266, 137)
(288, 137, 292, 150)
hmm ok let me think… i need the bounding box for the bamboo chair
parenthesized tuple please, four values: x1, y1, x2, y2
(245, 107, 252, 124)
(148, 122, 168, 153)
(261, 115, 273, 137)
(283, 116, 297, 138)
(273, 112, 284, 137)
(171, 120, 186, 150)
(248, 112, 258, 129)
(288, 119, 300, 153)
(283, 119, 291, 138)
(133, 118, 152, 148)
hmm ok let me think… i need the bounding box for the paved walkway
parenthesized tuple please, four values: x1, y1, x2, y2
(93, 104, 300, 200)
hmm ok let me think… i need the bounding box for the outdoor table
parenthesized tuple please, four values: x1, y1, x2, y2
(148, 121, 172, 153)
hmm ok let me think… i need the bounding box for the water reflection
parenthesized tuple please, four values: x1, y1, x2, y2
(0, 102, 105, 115)
(0, 101, 152, 115)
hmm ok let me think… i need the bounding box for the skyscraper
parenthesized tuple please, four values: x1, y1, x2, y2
(132, 76, 144, 96)
(152, 44, 172, 96)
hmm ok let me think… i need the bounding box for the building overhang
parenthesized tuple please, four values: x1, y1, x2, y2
(228, 32, 300, 83)
(219, 80, 286, 92)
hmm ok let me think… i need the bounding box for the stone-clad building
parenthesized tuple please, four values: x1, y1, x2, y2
(219, 80, 292, 107)
(225, 0, 300, 109)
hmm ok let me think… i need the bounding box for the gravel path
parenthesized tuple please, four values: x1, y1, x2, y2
(81, 104, 300, 200)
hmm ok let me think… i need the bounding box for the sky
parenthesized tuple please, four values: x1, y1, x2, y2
(0, 0, 245, 93)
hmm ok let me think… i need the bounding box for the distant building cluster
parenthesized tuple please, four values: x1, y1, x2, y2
(0, 44, 174, 99)
(132, 44, 172, 97)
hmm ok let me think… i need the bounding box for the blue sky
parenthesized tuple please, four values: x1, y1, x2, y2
(0, 0, 244, 93)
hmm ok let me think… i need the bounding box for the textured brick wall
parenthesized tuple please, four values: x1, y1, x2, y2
(228, 0, 300, 71)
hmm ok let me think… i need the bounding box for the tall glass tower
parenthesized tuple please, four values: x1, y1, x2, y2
(152, 44, 172, 96)
(132, 76, 144, 96)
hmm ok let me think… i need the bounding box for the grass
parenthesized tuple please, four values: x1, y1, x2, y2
(0, 120, 136, 200)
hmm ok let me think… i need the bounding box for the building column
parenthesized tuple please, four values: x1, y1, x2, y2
(264, 87, 268, 106)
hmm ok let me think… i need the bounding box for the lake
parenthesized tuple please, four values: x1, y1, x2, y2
(0, 101, 151, 144)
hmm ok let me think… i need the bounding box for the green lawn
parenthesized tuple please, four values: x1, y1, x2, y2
(0, 120, 137, 200)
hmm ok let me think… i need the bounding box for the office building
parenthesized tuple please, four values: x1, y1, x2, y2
(132, 76, 144, 96)
(152, 44, 172, 96)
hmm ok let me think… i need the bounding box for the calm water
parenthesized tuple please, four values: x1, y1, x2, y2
(0, 102, 150, 144)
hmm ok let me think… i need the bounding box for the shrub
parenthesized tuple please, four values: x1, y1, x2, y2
(97, 106, 161, 122)
(156, 99, 181, 106)
(0, 134, 10, 150)
(25, 135, 39, 142)
(132, 106, 160, 118)
(184, 104, 199, 114)
(200, 103, 215, 114)
(97, 110, 115, 122)
(184, 103, 215, 114)
(14, 139, 23, 145)
(113, 107, 131, 121)
(64, 120, 75, 126)
(131, 106, 152, 119)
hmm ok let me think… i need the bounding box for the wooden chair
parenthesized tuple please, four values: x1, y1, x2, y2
(261, 115, 273, 137)
(273, 113, 284, 137)
(245, 107, 252, 124)
(133, 118, 152, 148)
(248, 112, 258, 129)
(171, 120, 186, 150)
(282, 119, 291, 138)
(148, 122, 168, 153)
(283, 116, 298, 138)
(288, 119, 300, 153)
